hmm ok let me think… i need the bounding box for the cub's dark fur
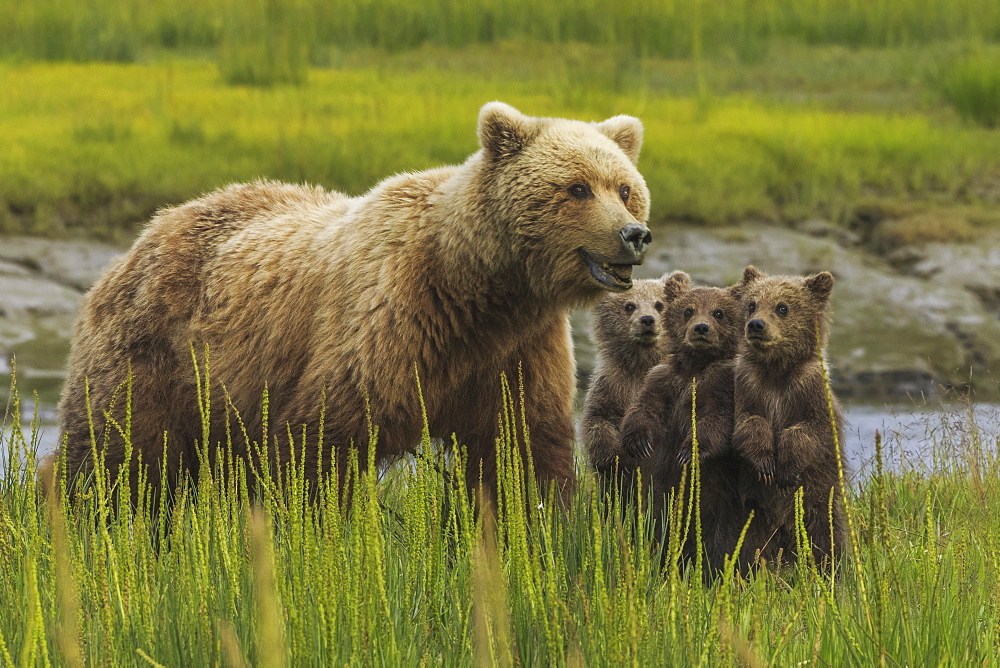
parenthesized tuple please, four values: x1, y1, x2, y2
(621, 271, 743, 573)
(731, 265, 847, 573)
(582, 276, 670, 495)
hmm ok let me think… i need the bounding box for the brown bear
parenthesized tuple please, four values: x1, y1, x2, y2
(580, 275, 671, 494)
(730, 265, 847, 573)
(54, 102, 653, 503)
(620, 271, 744, 573)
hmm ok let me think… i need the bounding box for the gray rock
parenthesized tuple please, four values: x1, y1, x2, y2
(0, 236, 122, 291)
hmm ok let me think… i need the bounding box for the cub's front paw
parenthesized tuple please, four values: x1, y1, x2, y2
(773, 467, 802, 490)
(741, 452, 776, 485)
(621, 424, 653, 459)
(676, 435, 694, 466)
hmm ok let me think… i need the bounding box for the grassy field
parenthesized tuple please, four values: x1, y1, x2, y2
(2, 372, 999, 665)
(1, 0, 1000, 242)
(3, 43, 1000, 242)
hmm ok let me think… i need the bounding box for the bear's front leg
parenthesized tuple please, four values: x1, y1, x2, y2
(508, 317, 578, 501)
(774, 423, 822, 489)
(733, 414, 775, 484)
(621, 365, 674, 459)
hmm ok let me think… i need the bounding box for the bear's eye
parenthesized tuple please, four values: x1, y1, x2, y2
(624, 302, 636, 313)
(619, 185, 631, 202)
(654, 301, 663, 312)
(683, 307, 694, 319)
(712, 309, 724, 320)
(569, 183, 592, 199)
(776, 303, 788, 316)
(747, 301, 757, 315)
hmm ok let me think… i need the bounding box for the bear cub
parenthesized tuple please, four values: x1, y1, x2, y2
(582, 275, 671, 492)
(731, 265, 846, 573)
(620, 271, 743, 572)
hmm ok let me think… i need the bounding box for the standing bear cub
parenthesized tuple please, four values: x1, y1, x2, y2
(54, 102, 653, 502)
(731, 265, 846, 572)
(581, 275, 671, 494)
(620, 272, 743, 572)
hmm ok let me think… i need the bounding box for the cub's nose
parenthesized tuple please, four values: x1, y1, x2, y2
(620, 223, 652, 255)
(639, 315, 655, 328)
(693, 322, 709, 336)
(747, 319, 766, 334)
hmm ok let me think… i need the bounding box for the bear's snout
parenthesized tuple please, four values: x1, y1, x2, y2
(747, 318, 766, 336)
(693, 322, 710, 336)
(619, 223, 652, 256)
(639, 315, 655, 328)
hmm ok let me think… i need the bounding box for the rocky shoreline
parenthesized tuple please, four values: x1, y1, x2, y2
(3, 224, 999, 407)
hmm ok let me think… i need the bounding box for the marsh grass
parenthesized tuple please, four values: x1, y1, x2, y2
(3, 56, 1000, 241)
(2, 365, 1000, 664)
(932, 49, 1000, 129)
(2, 0, 999, 64)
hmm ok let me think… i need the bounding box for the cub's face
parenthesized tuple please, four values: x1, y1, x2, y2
(593, 278, 667, 351)
(736, 266, 834, 362)
(666, 287, 743, 359)
(477, 102, 652, 302)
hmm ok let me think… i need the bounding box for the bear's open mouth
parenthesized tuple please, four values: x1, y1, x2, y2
(580, 249, 636, 291)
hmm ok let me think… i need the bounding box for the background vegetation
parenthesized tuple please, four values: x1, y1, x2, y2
(0, 0, 998, 242)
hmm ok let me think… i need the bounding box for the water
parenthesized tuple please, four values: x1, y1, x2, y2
(4, 394, 998, 481)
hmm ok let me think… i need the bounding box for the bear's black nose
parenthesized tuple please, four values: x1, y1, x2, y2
(693, 322, 709, 336)
(747, 319, 765, 334)
(620, 223, 652, 254)
(639, 315, 655, 328)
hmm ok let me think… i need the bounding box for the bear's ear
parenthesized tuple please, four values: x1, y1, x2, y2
(730, 265, 764, 300)
(742, 265, 765, 284)
(478, 101, 540, 161)
(662, 270, 691, 302)
(804, 271, 834, 302)
(595, 115, 644, 165)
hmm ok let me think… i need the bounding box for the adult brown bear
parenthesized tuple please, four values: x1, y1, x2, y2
(54, 102, 652, 501)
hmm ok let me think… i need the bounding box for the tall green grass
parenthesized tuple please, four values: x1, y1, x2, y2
(932, 50, 1000, 129)
(3, 368, 1000, 664)
(2, 0, 998, 64)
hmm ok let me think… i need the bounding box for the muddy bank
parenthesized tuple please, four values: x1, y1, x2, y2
(3, 224, 1000, 408)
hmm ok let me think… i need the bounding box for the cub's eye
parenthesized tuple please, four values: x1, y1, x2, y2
(624, 302, 636, 313)
(654, 301, 664, 312)
(712, 309, 724, 320)
(569, 183, 592, 199)
(747, 301, 757, 315)
(776, 303, 788, 316)
(619, 184, 631, 202)
(683, 307, 694, 319)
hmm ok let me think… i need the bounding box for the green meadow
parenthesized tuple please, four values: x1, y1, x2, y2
(1, 0, 999, 242)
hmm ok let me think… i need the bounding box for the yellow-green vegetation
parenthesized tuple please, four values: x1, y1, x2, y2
(3, 48, 1000, 241)
(2, 371, 999, 664)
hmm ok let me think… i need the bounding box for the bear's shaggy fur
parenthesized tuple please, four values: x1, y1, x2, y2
(581, 275, 671, 491)
(55, 102, 653, 501)
(731, 265, 847, 572)
(620, 271, 743, 572)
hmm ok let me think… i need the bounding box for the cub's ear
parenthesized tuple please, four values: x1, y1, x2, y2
(478, 101, 541, 160)
(662, 270, 691, 302)
(804, 271, 835, 302)
(595, 115, 644, 165)
(742, 265, 765, 284)
(730, 265, 765, 300)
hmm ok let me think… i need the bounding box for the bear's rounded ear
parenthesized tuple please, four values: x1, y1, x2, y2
(804, 271, 835, 302)
(662, 270, 691, 302)
(730, 265, 764, 300)
(742, 265, 765, 284)
(595, 115, 644, 165)
(478, 101, 540, 161)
